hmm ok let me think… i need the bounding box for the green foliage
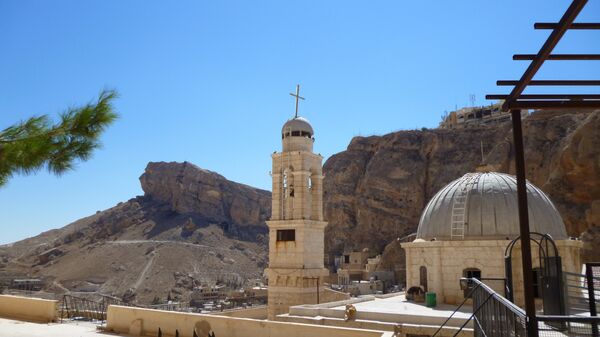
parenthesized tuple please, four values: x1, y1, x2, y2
(0, 90, 118, 186)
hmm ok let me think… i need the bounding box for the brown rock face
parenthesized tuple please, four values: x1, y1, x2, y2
(141, 162, 270, 224)
(323, 110, 600, 264)
(1, 110, 597, 302)
(0, 162, 271, 304)
(140, 161, 271, 241)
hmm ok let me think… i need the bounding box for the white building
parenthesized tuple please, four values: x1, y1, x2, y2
(402, 172, 582, 306)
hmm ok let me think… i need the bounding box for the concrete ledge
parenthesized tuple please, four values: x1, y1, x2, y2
(0, 295, 59, 323)
(106, 305, 391, 337)
(276, 315, 473, 337)
(210, 306, 267, 319)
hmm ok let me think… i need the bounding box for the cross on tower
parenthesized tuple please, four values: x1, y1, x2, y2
(289, 84, 305, 118)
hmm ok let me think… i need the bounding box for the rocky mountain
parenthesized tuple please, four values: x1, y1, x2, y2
(1, 109, 598, 303)
(323, 109, 600, 263)
(0, 162, 271, 304)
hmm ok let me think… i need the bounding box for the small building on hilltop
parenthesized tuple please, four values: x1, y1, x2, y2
(439, 103, 528, 129)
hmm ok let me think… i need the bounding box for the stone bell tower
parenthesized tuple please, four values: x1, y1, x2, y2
(266, 86, 328, 320)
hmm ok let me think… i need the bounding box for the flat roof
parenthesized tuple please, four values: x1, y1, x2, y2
(286, 293, 473, 328)
(332, 294, 472, 319)
(0, 318, 125, 337)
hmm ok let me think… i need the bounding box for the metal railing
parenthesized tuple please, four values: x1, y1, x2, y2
(60, 294, 131, 323)
(471, 278, 528, 337)
(468, 278, 600, 337)
(564, 271, 600, 315)
(60, 295, 109, 322)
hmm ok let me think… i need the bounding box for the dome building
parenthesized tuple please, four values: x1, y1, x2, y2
(401, 172, 582, 306)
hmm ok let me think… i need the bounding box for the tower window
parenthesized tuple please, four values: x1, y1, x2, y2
(276, 229, 295, 242)
(283, 172, 288, 198)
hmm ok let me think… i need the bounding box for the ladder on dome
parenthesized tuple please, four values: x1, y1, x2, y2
(450, 173, 479, 240)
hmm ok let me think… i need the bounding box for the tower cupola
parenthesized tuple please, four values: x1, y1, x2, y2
(281, 116, 314, 152)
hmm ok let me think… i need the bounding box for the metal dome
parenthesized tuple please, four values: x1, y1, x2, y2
(281, 117, 314, 138)
(416, 172, 568, 240)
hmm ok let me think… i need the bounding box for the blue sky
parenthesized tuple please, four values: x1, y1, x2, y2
(1, 1, 598, 244)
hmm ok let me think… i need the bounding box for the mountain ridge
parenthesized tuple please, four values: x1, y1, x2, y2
(1, 109, 598, 303)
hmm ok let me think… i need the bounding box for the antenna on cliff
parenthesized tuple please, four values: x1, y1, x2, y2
(476, 140, 489, 173)
(480, 140, 485, 164)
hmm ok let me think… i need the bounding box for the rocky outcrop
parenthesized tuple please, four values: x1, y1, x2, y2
(323, 110, 600, 264)
(0, 162, 271, 304)
(140, 162, 271, 237)
(140, 162, 271, 224)
(1, 110, 598, 303)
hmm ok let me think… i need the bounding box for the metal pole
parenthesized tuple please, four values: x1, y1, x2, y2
(317, 278, 320, 304)
(586, 264, 598, 337)
(510, 109, 538, 337)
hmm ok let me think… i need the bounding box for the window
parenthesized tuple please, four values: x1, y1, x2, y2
(464, 268, 481, 279)
(285, 130, 312, 138)
(463, 268, 482, 298)
(282, 172, 288, 198)
(344, 255, 350, 264)
(276, 229, 295, 242)
(420, 266, 428, 292)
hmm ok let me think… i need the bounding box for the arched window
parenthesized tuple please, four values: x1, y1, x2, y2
(308, 174, 312, 190)
(419, 266, 428, 292)
(282, 171, 288, 199)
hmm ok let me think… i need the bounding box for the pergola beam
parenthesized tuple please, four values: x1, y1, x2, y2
(497, 80, 600, 86)
(513, 54, 600, 60)
(506, 100, 600, 109)
(534, 22, 600, 29)
(501, 0, 588, 111)
(486, 94, 600, 100)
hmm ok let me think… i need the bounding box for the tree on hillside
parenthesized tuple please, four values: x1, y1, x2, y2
(0, 90, 118, 187)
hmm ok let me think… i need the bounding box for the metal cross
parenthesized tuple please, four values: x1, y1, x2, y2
(289, 84, 305, 118)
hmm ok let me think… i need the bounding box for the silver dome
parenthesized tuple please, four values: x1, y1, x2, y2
(281, 117, 314, 137)
(416, 172, 568, 240)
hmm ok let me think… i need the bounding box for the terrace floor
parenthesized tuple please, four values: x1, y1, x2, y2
(0, 318, 124, 337)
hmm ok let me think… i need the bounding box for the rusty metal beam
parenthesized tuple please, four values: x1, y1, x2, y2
(534, 22, 600, 29)
(497, 80, 600, 86)
(513, 54, 600, 60)
(487, 94, 600, 100)
(502, 0, 588, 112)
(506, 100, 600, 109)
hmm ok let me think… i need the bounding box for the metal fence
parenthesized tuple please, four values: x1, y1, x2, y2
(470, 278, 600, 337)
(60, 294, 130, 323)
(61, 295, 109, 321)
(564, 271, 600, 315)
(536, 315, 599, 337)
(472, 278, 528, 337)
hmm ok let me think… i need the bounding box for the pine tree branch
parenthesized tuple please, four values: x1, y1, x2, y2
(0, 89, 119, 186)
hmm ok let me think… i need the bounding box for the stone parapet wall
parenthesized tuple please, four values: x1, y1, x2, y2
(106, 305, 391, 337)
(0, 295, 59, 323)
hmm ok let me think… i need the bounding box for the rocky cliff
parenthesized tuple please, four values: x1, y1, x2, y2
(1, 109, 598, 303)
(323, 109, 600, 263)
(0, 162, 271, 304)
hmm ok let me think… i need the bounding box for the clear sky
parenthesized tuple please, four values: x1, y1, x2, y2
(1, 0, 599, 244)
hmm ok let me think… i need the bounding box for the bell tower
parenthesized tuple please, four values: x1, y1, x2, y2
(266, 86, 328, 320)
